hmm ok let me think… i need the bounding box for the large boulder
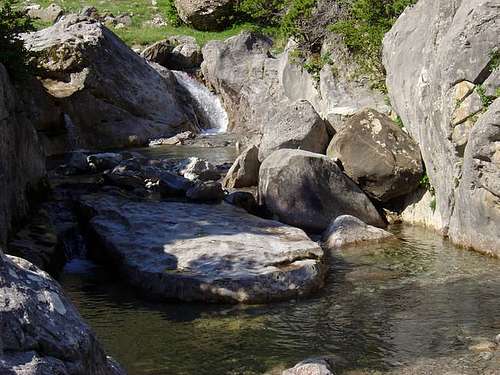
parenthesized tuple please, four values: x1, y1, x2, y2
(202, 32, 282, 138)
(23, 15, 200, 151)
(174, 0, 236, 31)
(327, 108, 423, 202)
(259, 100, 330, 161)
(383, 0, 500, 255)
(141, 36, 203, 71)
(201, 32, 390, 139)
(258, 149, 385, 232)
(0, 64, 45, 246)
(0, 253, 123, 374)
(27, 3, 64, 24)
(223, 144, 260, 188)
(79, 194, 326, 304)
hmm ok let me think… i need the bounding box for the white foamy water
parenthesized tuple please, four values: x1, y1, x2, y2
(172, 70, 228, 134)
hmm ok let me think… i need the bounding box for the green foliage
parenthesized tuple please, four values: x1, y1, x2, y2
(476, 85, 495, 108)
(329, 0, 417, 90)
(429, 197, 437, 212)
(238, 0, 285, 25)
(488, 48, 500, 71)
(419, 174, 435, 195)
(164, 0, 182, 27)
(0, 0, 36, 79)
(394, 115, 404, 128)
(303, 52, 332, 82)
(280, 0, 317, 42)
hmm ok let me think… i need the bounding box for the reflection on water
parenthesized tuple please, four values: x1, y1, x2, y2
(135, 138, 238, 166)
(59, 225, 500, 375)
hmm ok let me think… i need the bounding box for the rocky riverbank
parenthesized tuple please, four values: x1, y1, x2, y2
(1, 0, 499, 374)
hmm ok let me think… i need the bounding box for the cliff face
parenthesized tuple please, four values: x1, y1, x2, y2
(0, 64, 45, 245)
(383, 0, 500, 256)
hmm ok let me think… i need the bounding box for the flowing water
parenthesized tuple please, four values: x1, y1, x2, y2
(59, 225, 500, 375)
(173, 71, 229, 134)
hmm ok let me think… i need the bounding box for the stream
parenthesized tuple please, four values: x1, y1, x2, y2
(48, 73, 500, 375)
(56, 181, 500, 374)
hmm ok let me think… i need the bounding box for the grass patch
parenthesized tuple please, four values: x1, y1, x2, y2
(27, 0, 277, 47)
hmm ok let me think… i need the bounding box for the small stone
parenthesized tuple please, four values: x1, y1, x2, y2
(469, 341, 497, 353)
(186, 181, 224, 202)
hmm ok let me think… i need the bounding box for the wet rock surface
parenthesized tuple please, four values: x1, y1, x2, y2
(322, 215, 395, 250)
(79, 194, 325, 304)
(0, 253, 123, 375)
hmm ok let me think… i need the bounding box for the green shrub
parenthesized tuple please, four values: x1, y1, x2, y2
(303, 52, 332, 82)
(238, 0, 286, 25)
(280, 0, 317, 42)
(164, 0, 183, 27)
(329, 0, 417, 90)
(0, 0, 36, 79)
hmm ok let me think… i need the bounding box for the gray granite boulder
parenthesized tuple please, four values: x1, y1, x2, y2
(27, 4, 64, 24)
(0, 64, 45, 246)
(79, 194, 326, 303)
(0, 253, 123, 374)
(282, 359, 334, 375)
(223, 145, 260, 188)
(327, 109, 423, 202)
(383, 0, 500, 255)
(259, 100, 330, 162)
(258, 149, 385, 232)
(322, 215, 395, 250)
(174, 0, 236, 31)
(23, 15, 200, 151)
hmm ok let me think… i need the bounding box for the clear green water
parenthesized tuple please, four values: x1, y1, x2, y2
(59, 225, 500, 375)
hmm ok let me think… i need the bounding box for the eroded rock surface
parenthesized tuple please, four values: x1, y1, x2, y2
(80, 194, 325, 303)
(174, 0, 236, 31)
(259, 149, 385, 232)
(0, 64, 45, 245)
(23, 15, 200, 151)
(259, 100, 330, 162)
(383, 0, 500, 255)
(223, 145, 260, 188)
(322, 215, 395, 250)
(0, 253, 123, 375)
(327, 109, 423, 202)
(202, 32, 390, 140)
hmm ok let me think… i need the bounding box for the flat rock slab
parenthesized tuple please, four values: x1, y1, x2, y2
(80, 194, 325, 304)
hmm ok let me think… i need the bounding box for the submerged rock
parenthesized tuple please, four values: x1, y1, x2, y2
(259, 149, 385, 232)
(80, 194, 325, 303)
(322, 215, 395, 250)
(282, 359, 334, 375)
(327, 109, 423, 202)
(0, 253, 123, 374)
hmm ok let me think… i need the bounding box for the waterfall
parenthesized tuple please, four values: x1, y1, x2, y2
(172, 71, 228, 134)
